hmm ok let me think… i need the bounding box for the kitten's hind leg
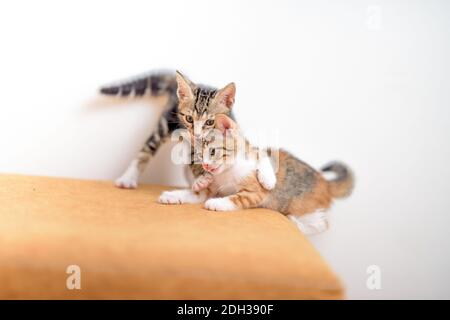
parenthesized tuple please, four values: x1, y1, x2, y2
(288, 210, 329, 235)
(115, 116, 171, 189)
(115, 150, 151, 189)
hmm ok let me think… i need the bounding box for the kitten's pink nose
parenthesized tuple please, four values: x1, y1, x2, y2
(202, 163, 210, 171)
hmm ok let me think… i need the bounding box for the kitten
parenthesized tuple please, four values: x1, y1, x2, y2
(174, 72, 276, 192)
(159, 115, 354, 235)
(99, 70, 276, 189)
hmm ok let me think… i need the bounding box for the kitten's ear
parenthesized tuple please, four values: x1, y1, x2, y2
(215, 114, 236, 134)
(215, 82, 236, 109)
(175, 70, 195, 101)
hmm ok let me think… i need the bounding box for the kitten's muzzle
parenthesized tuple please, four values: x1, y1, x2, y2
(202, 163, 219, 173)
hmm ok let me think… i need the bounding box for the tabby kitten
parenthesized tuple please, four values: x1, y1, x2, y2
(174, 72, 276, 192)
(159, 115, 354, 235)
(100, 70, 239, 188)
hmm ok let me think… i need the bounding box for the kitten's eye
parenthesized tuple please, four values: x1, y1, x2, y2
(185, 115, 193, 123)
(205, 119, 214, 126)
(210, 149, 216, 157)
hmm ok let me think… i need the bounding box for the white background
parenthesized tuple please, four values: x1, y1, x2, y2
(1, 0, 449, 299)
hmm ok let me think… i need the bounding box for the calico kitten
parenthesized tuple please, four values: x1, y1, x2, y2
(174, 72, 276, 192)
(100, 70, 241, 189)
(159, 115, 354, 235)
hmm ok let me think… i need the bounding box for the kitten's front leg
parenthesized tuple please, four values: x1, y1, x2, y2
(158, 189, 207, 204)
(204, 173, 269, 212)
(204, 197, 238, 211)
(256, 156, 277, 190)
(205, 188, 267, 211)
(192, 173, 213, 192)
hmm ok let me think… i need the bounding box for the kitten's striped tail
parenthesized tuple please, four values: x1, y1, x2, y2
(321, 161, 354, 199)
(99, 70, 177, 97)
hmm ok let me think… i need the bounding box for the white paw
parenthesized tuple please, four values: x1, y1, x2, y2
(192, 175, 213, 192)
(204, 197, 237, 211)
(257, 166, 277, 190)
(158, 191, 183, 204)
(158, 189, 206, 205)
(288, 210, 329, 235)
(115, 172, 138, 189)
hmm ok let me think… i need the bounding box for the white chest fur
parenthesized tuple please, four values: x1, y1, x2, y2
(209, 157, 257, 197)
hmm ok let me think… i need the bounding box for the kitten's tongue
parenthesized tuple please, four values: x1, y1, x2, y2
(203, 164, 218, 173)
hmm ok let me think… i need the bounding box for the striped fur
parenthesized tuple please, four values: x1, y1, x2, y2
(197, 115, 355, 221)
(100, 71, 177, 97)
(99, 70, 236, 188)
